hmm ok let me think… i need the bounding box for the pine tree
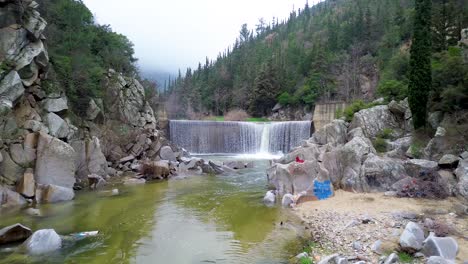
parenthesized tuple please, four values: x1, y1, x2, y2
(408, 0, 432, 129)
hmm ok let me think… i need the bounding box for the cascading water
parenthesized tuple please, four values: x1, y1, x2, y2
(169, 120, 311, 155)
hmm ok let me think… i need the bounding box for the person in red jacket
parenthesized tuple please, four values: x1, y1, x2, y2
(295, 156, 304, 163)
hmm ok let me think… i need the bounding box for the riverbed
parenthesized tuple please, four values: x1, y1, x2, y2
(0, 157, 302, 264)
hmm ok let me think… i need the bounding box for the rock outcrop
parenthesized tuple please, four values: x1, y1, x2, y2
(267, 99, 466, 201)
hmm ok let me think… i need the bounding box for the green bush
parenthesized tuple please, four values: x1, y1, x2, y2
(409, 143, 423, 158)
(341, 100, 381, 122)
(398, 252, 414, 263)
(299, 256, 313, 264)
(278, 92, 292, 106)
(373, 137, 388, 153)
(377, 128, 394, 139)
(377, 80, 408, 101)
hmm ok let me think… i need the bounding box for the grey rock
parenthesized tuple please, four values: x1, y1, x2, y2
(208, 161, 224, 174)
(263, 190, 276, 205)
(0, 186, 26, 208)
(0, 223, 32, 245)
(223, 160, 246, 170)
(295, 252, 308, 259)
(371, 240, 383, 254)
(388, 100, 406, 116)
(422, 233, 459, 260)
(349, 105, 401, 139)
(85, 98, 102, 121)
(123, 178, 146, 185)
(46, 112, 69, 138)
(317, 253, 339, 264)
(9, 142, 36, 167)
(23, 120, 48, 133)
(22, 229, 62, 255)
(24, 208, 41, 217)
(428, 112, 444, 129)
(399, 221, 425, 252)
(0, 149, 25, 184)
(0, 71, 24, 106)
(119, 155, 135, 164)
(383, 253, 399, 264)
(438, 154, 459, 168)
(352, 241, 362, 251)
(426, 256, 456, 264)
(460, 151, 468, 160)
(16, 168, 35, 198)
(71, 137, 108, 182)
(24, 9, 47, 40)
(11, 40, 46, 71)
(35, 184, 74, 204)
(42, 97, 68, 113)
(35, 133, 76, 188)
(310, 119, 347, 146)
(159, 146, 176, 162)
(360, 154, 407, 192)
(404, 159, 438, 178)
(454, 160, 468, 201)
(281, 193, 294, 207)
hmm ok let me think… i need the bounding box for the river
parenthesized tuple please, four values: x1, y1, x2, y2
(0, 156, 303, 264)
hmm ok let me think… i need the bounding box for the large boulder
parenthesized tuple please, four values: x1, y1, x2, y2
(45, 112, 70, 139)
(35, 133, 76, 188)
(268, 160, 330, 196)
(423, 127, 459, 161)
(16, 168, 35, 198)
(0, 148, 25, 184)
(71, 137, 108, 182)
(223, 160, 246, 170)
(360, 154, 407, 192)
(438, 154, 459, 169)
(104, 71, 157, 128)
(23, 9, 47, 40)
(22, 229, 62, 255)
(399, 222, 425, 252)
(42, 96, 68, 113)
(0, 71, 24, 108)
(0, 223, 32, 245)
(422, 233, 458, 260)
(349, 105, 401, 138)
(310, 119, 347, 146)
(321, 146, 362, 191)
(9, 142, 36, 167)
(159, 146, 176, 162)
(35, 184, 74, 204)
(454, 159, 468, 201)
(404, 159, 439, 178)
(0, 185, 26, 208)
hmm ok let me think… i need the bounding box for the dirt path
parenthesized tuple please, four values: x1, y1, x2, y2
(293, 190, 468, 263)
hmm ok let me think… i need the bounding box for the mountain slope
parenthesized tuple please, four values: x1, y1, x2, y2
(165, 0, 467, 118)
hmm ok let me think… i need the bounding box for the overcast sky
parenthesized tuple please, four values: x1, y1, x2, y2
(82, 0, 319, 74)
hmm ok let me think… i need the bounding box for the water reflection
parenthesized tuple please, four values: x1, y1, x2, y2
(0, 158, 297, 264)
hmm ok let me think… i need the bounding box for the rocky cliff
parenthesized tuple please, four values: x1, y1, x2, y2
(0, 1, 174, 208)
(268, 99, 468, 204)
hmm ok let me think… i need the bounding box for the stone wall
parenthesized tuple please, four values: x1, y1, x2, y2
(312, 102, 348, 131)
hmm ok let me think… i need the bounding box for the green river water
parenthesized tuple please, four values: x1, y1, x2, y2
(0, 157, 302, 264)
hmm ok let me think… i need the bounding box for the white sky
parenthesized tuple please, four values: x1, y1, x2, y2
(82, 0, 318, 73)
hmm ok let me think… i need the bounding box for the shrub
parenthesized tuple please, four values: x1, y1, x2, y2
(377, 128, 394, 139)
(377, 80, 408, 101)
(373, 137, 388, 153)
(224, 109, 250, 121)
(299, 256, 313, 264)
(278, 92, 292, 106)
(398, 252, 413, 263)
(341, 100, 381, 122)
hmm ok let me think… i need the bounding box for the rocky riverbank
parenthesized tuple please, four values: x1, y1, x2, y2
(263, 98, 468, 263)
(290, 191, 467, 264)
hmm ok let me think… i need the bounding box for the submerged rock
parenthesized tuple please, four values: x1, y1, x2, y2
(35, 184, 75, 204)
(263, 190, 276, 205)
(22, 229, 62, 255)
(0, 223, 32, 245)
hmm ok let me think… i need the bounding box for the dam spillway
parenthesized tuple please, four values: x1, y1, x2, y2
(169, 120, 312, 154)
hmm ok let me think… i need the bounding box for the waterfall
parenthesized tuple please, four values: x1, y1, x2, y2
(169, 120, 311, 154)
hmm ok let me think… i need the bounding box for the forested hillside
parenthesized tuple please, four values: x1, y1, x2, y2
(34, 0, 155, 116)
(164, 0, 467, 118)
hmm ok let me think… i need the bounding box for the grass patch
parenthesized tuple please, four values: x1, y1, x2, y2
(398, 252, 414, 263)
(299, 256, 313, 264)
(338, 100, 382, 122)
(377, 128, 394, 139)
(373, 137, 388, 153)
